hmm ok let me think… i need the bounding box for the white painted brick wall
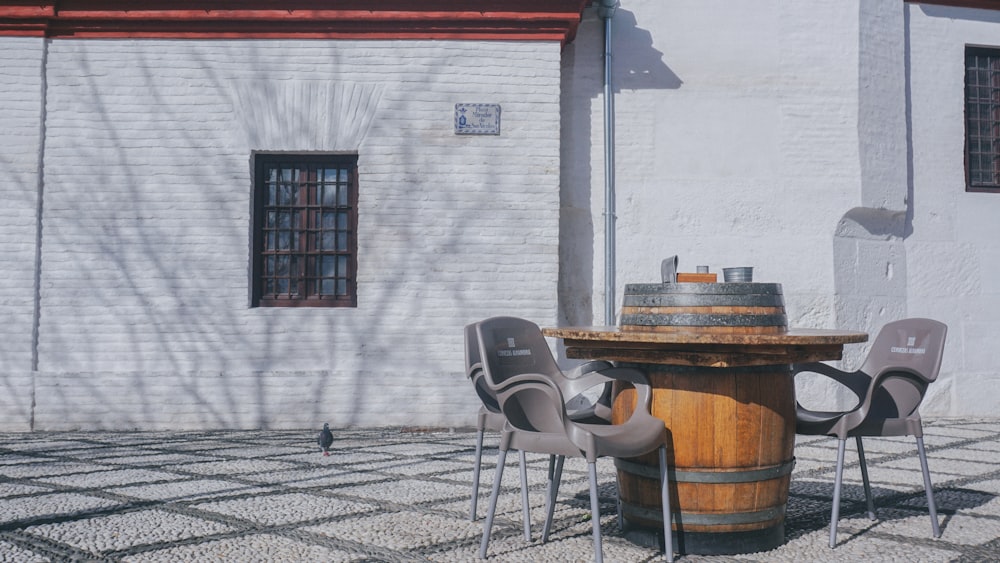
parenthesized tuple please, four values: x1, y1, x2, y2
(0, 38, 44, 385)
(18, 39, 562, 430)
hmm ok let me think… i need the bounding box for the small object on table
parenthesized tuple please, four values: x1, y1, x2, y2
(723, 267, 753, 282)
(661, 256, 679, 284)
(676, 272, 718, 282)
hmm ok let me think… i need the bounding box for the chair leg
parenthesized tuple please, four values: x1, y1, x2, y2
(542, 455, 565, 543)
(829, 439, 847, 548)
(587, 461, 604, 563)
(659, 445, 674, 563)
(519, 450, 531, 542)
(479, 449, 508, 559)
(470, 429, 485, 521)
(916, 436, 942, 538)
(855, 436, 877, 520)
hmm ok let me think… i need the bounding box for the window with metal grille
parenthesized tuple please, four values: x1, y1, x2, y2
(252, 154, 358, 307)
(965, 46, 1000, 191)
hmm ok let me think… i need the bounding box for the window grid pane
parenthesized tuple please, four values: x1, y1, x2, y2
(255, 156, 357, 306)
(966, 48, 1000, 190)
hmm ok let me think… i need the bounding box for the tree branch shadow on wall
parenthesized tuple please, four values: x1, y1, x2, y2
(38, 40, 567, 431)
(34, 43, 266, 430)
(33, 42, 384, 430)
(30, 15, 682, 430)
(0, 151, 38, 430)
(559, 8, 681, 331)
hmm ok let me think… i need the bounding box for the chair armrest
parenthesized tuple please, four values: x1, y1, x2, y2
(595, 366, 650, 387)
(871, 364, 931, 384)
(590, 367, 653, 412)
(555, 370, 616, 401)
(489, 371, 561, 393)
(490, 372, 571, 432)
(557, 366, 651, 403)
(840, 366, 930, 435)
(863, 365, 930, 415)
(565, 360, 614, 378)
(563, 361, 616, 420)
(792, 362, 870, 402)
(466, 361, 483, 378)
(470, 372, 501, 412)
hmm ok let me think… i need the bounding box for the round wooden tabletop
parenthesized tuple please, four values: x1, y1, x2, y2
(542, 326, 868, 346)
(542, 326, 868, 368)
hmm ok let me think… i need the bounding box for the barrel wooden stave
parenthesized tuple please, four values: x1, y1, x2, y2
(612, 364, 795, 535)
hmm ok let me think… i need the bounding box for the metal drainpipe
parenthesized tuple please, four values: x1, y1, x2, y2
(599, 0, 618, 326)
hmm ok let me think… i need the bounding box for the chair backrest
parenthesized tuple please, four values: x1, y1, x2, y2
(860, 318, 947, 383)
(857, 318, 947, 422)
(475, 317, 568, 433)
(474, 316, 563, 385)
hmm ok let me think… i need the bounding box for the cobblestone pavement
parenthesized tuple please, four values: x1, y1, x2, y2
(1, 419, 999, 562)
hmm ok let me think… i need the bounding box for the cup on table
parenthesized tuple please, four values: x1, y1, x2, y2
(723, 267, 753, 282)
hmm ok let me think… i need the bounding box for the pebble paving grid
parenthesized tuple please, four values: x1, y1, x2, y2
(0, 420, 997, 562)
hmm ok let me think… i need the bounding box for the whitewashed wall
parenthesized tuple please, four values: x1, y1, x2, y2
(562, 1, 864, 330)
(906, 3, 1000, 416)
(5, 1, 1000, 430)
(0, 38, 44, 430)
(560, 0, 1000, 417)
(0, 38, 564, 430)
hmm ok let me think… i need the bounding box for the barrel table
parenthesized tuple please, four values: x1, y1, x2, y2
(541, 325, 867, 555)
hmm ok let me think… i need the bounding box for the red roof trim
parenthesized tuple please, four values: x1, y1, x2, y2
(905, 0, 1000, 9)
(0, 1, 590, 42)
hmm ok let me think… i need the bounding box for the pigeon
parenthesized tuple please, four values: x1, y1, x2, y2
(317, 422, 334, 456)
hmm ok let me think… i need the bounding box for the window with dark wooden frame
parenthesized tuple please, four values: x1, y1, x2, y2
(965, 46, 1000, 192)
(252, 154, 358, 307)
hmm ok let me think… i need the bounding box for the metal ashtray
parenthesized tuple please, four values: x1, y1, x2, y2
(722, 267, 753, 282)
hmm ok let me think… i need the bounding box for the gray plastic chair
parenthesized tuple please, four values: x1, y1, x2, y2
(474, 316, 674, 563)
(464, 321, 614, 522)
(465, 322, 529, 529)
(793, 318, 947, 548)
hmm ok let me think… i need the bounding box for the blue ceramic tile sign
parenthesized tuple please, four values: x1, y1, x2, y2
(455, 103, 501, 135)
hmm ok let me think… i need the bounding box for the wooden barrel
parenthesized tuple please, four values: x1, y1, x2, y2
(620, 282, 786, 334)
(612, 363, 796, 555)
